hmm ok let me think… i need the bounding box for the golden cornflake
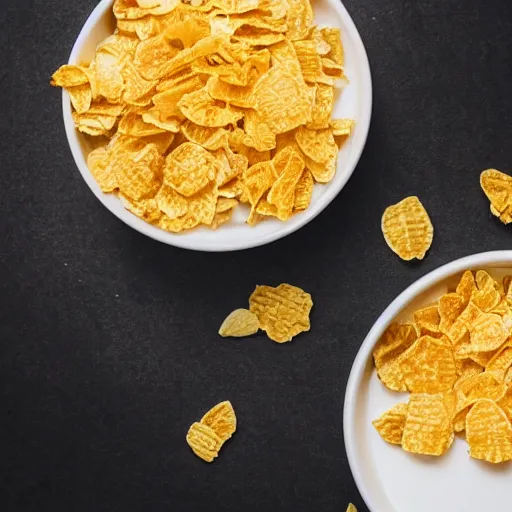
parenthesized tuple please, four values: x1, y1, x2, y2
(499, 386, 512, 422)
(456, 373, 506, 403)
(455, 359, 483, 382)
(466, 398, 512, 463)
(87, 147, 118, 193)
(375, 358, 407, 393)
(381, 196, 434, 261)
(320, 28, 344, 67)
(307, 84, 334, 129)
(219, 308, 260, 337)
(413, 305, 441, 336)
(163, 142, 217, 197)
(243, 161, 276, 210)
(187, 401, 236, 462)
(469, 313, 508, 353)
(331, 118, 355, 137)
(50, 65, 89, 87)
(402, 393, 454, 456)
(253, 67, 312, 134)
(372, 403, 408, 445)
(295, 126, 337, 167)
(214, 146, 247, 186)
(267, 148, 305, 220)
(133, 34, 181, 81)
(456, 270, 477, 304)
(206, 76, 256, 108)
(211, 210, 232, 229)
(216, 197, 239, 213)
(480, 169, 512, 225)
(486, 344, 512, 381)
(399, 336, 457, 394)
(472, 277, 501, 312)
(67, 84, 92, 114)
(121, 59, 157, 103)
(438, 293, 466, 333)
(186, 422, 224, 462)
(504, 275, 512, 301)
(114, 0, 179, 19)
(373, 323, 417, 392)
(305, 154, 336, 183)
(294, 169, 314, 211)
(155, 184, 188, 220)
(113, 142, 163, 200)
(51, 0, 354, 232)
(97, 33, 140, 58)
(286, 0, 314, 40)
(475, 270, 496, 290)
(118, 193, 162, 223)
(200, 401, 237, 442)
(292, 39, 323, 83)
(94, 51, 124, 103)
(156, 181, 219, 233)
(187, 181, 219, 225)
(178, 88, 244, 127)
(249, 283, 312, 343)
(181, 121, 228, 151)
(373, 323, 417, 369)
(118, 113, 166, 137)
(158, 212, 200, 233)
(453, 373, 506, 432)
(469, 350, 497, 368)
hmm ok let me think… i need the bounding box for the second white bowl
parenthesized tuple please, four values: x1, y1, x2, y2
(344, 251, 512, 512)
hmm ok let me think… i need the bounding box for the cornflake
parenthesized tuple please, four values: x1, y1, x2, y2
(187, 401, 237, 462)
(381, 196, 433, 261)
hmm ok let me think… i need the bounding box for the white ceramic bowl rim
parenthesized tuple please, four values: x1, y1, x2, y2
(343, 250, 512, 512)
(62, 0, 372, 251)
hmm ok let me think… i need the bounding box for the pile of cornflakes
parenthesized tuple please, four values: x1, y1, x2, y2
(218, 283, 313, 342)
(373, 270, 512, 463)
(187, 400, 236, 462)
(51, 0, 354, 233)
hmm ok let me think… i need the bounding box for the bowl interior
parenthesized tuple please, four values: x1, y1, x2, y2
(64, 0, 372, 250)
(344, 252, 512, 512)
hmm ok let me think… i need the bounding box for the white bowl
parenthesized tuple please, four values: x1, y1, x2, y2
(63, 0, 372, 251)
(344, 251, 512, 512)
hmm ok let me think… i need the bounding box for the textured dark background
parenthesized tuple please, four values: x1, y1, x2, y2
(1, 0, 512, 511)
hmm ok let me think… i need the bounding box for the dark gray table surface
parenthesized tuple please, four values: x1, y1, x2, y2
(1, 1, 512, 511)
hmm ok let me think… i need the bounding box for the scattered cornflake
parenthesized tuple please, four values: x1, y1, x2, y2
(201, 401, 237, 441)
(219, 308, 260, 337)
(186, 422, 224, 462)
(480, 169, 512, 225)
(51, 0, 354, 233)
(381, 196, 434, 261)
(373, 269, 512, 463)
(187, 401, 237, 462)
(249, 283, 313, 343)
